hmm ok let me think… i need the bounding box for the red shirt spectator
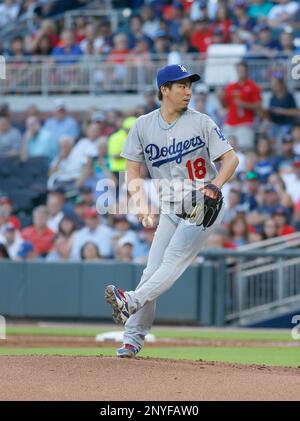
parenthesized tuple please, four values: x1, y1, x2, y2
(222, 62, 261, 126)
(0, 196, 21, 230)
(278, 225, 296, 236)
(190, 18, 213, 54)
(21, 206, 54, 256)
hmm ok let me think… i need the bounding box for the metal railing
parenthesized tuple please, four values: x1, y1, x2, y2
(0, 54, 296, 95)
(201, 248, 300, 326)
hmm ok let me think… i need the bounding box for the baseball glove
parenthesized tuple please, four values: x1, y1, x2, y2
(176, 183, 223, 228)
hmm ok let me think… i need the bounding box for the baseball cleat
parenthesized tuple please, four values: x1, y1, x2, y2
(105, 285, 130, 325)
(116, 344, 140, 358)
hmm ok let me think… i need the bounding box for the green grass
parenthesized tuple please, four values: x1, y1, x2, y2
(6, 325, 294, 342)
(0, 347, 299, 367)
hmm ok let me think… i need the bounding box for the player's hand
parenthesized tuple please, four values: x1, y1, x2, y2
(137, 214, 156, 228)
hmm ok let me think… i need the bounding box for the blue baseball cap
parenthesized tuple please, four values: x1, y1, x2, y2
(17, 241, 34, 258)
(157, 64, 200, 89)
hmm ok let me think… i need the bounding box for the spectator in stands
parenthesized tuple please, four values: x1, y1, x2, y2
(8, 36, 28, 59)
(167, 2, 186, 43)
(266, 73, 298, 147)
(106, 33, 130, 84)
(293, 199, 300, 230)
(48, 135, 79, 191)
(70, 196, 86, 229)
(228, 214, 250, 247)
(232, 0, 256, 31)
(46, 190, 65, 232)
(133, 225, 156, 263)
(58, 215, 77, 238)
(248, 0, 273, 21)
(152, 30, 170, 62)
(0, 115, 22, 157)
(272, 206, 296, 236)
(291, 124, 300, 156)
(226, 135, 246, 175)
(96, 20, 113, 54)
(190, 17, 213, 55)
(1, 222, 24, 260)
(78, 186, 94, 207)
(0, 196, 20, 230)
(74, 16, 87, 43)
(108, 116, 137, 180)
(42, 100, 79, 145)
(116, 236, 134, 262)
(277, 134, 296, 174)
(223, 188, 241, 224)
(267, 172, 294, 210)
(127, 15, 152, 49)
(268, 0, 299, 30)
(249, 185, 284, 231)
(213, 4, 232, 43)
(27, 19, 59, 53)
(242, 171, 259, 212)
(90, 111, 114, 137)
(141, 4, 160, 41)
(249, 24, 280, 58)
(46, 233, 71, 262)
(261, 218, 279, 240)
(205, 226, 236, 249)
(80, 23, 105, 55)
(282, 156, 300, 204)
(278, 31, 295, 56)
(20, 115, 57, 162)
(80, 241, 102, 261)
(0, 243, 10, 259)
(111, 214, 138, 245)
(21, 205, 55, 257)
(142, 89, 159, 114)
(0, 0, 20, 28)
(220, 61, 262, 151)
(253, 135, 278, 183)
(33, 35, 53, 56)
(127, 39, 153, 68)
(70, 207, 113, 260)
(74, 122, 100, 161)
(15, 241, 35, 261)
(51, 30, 83, 63)
(79, 138, 117, 208)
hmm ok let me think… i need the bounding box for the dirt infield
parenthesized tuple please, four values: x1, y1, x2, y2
(0, 355, 299, 401)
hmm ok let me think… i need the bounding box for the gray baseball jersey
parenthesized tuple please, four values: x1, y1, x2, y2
(118, 108, 233, 350)
(121, 108, 232, 208)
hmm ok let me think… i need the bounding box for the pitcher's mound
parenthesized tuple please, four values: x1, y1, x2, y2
(0, 356, 299, 401)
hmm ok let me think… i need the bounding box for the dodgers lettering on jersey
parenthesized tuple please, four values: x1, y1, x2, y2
(145, 136, 206, 167)
(120, 108, 232, 205)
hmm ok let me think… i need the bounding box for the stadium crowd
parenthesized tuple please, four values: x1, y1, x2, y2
(2, 0, 300, 62)
(0, 0, 300, 262)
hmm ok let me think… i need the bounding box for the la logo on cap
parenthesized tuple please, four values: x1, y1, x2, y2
(178, 65, 187, 73)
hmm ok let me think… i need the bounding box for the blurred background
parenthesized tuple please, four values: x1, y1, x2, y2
(0, 0, 300, 329)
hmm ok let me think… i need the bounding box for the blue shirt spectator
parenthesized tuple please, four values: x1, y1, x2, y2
(20, 115, 58, 162)
(51, 29, 82, 64)
(43, 100, 80, 144)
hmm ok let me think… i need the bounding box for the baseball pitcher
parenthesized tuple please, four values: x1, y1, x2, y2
(105, 64, 239, 357)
